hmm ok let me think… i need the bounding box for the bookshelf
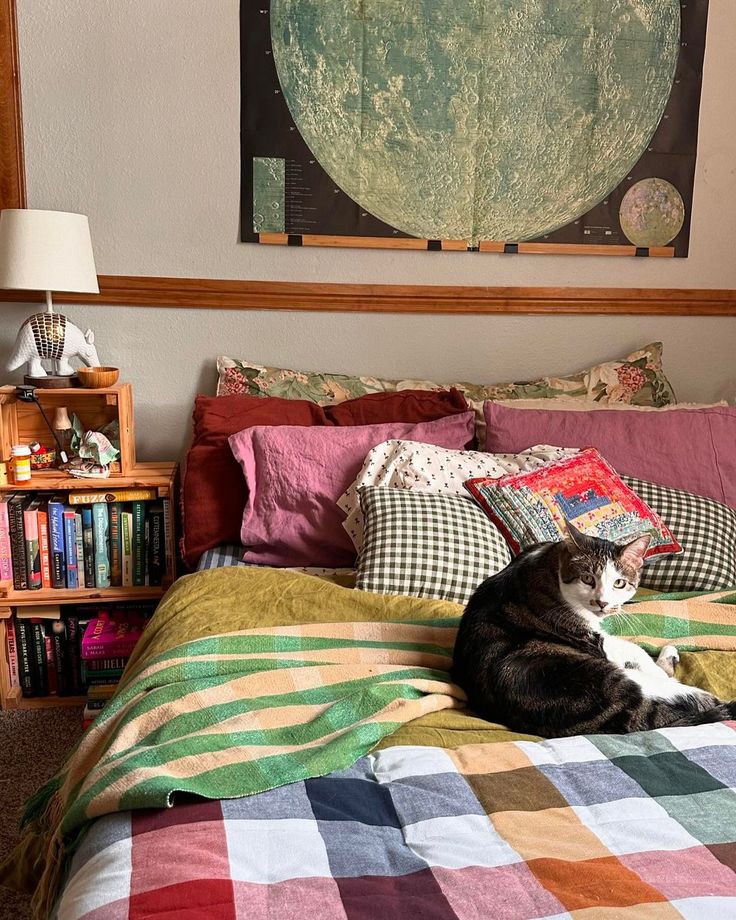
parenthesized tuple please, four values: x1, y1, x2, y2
(0, 383, 178, 710)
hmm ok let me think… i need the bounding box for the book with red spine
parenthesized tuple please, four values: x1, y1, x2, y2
(81, 614, 147, 660)
(37, 506, 52, 588)
(23, 500, 42, 590)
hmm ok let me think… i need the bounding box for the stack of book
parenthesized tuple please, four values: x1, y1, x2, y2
(81, 611, 148, 727)
(0, 489, 173, 591)
(5, 602, 155, 705)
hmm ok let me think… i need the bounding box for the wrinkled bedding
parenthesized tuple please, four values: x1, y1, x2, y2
(4, 567, 736, 919)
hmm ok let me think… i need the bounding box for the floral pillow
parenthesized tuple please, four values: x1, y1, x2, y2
(217, 343, 675, 406)
(217, 344, 676, 443)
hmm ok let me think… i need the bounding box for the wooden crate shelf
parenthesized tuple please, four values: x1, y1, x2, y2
(0, 382, 135, 475)
(0, 383, 179, 711)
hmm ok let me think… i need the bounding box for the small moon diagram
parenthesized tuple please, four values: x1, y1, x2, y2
(270, 1, 681, 244)
(619, 178, 686, 247)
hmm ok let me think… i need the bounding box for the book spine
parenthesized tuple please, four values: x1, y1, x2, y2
(132, 502, 146, 586)
(162, 498, 173, 581)
(31, 621, 48, 696)
(15, 619, 36, 695)
(38, 510, 52, 588)
(5, 616, 20, 688)
(64, 616, 82, 695)
(74, 514, 85, 588)
(8, 498, 27, 590)
(63, 511, 79, 589)
(109, 503, 122, 586)
(121, 511, 133, 587)
(78, 618, 90, 687)
(147, 505, 164, 586)
(50, 621, 68, 695)
(23, 508, 42, 590)
(48, 498, 66, 589)
(44, 629, 58, 695)
(69, 489, 157, 505)
(81, 507, 95, 587)
(0, 499, 12, 582)
(83, 656, 129, 670)
(92, 503, 110, 588)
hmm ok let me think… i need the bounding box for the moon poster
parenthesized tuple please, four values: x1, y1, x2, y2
(241, 1, 708, 256)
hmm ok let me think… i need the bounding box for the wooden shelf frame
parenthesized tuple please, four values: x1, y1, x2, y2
(0, 451, 179, 710)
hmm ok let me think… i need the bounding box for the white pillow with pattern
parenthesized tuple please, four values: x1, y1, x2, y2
(339, 441, 578, 552)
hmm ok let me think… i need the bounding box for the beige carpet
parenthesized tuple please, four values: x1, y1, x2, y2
(0, 707, 84, 920)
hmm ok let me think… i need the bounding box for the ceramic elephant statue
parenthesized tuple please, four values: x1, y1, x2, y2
(7, 312, 100, 378)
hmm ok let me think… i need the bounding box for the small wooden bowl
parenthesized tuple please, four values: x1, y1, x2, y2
(77, 366, 120, 389)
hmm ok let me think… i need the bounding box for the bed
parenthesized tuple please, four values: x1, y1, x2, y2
(4, 347, 736, 919)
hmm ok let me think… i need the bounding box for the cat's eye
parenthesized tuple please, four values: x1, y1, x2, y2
(614, 578, 627, 589)
(580, 573, 595, 586)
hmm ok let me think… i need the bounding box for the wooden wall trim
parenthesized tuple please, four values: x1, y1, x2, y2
(0, 0, 24, 209)
(0, 276, 734, 315)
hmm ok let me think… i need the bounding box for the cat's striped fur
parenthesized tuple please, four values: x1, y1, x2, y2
(452, 525, 736, 737)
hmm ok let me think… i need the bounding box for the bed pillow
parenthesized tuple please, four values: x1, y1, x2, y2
(466, 449, 681, 559)
(484, 403, 736, 507)
(622, 476, 736, 592)
(218, 343, 676, 442)
(339, 441, 579, 552)
(355, 487, 512, 605)
(228, 411, 475, 567)
(181, 396, 324, 568)
(180, 389, 469, 568)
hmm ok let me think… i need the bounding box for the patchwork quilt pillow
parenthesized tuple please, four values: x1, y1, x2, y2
(339, 441, 578, 552)
(622, 476, 736, 592)
(355, 486, 512, 605)
(466, 449, 681, 560)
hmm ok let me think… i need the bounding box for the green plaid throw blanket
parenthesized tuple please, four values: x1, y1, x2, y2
(604, 589, 736, 652)
(13, 619, 465, 918)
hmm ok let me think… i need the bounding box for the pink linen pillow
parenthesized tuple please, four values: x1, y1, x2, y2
(484, 403, 736, 506)
(229, 411, 475, 567)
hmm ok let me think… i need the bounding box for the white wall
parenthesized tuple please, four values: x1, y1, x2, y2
(1, 1, 735, 458)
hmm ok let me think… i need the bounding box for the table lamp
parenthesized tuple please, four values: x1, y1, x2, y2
(0, 208, 100, 387)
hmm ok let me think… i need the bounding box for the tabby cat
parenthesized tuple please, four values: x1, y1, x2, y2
(452, 522, 736, 737)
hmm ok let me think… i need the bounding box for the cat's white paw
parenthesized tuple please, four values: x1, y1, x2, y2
(656, 645, 680, 678)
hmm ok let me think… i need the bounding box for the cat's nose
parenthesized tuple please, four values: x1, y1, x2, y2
(595, 600, 607, 610)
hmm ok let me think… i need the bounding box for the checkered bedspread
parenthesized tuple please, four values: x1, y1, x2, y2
(54, 724, 736, 919)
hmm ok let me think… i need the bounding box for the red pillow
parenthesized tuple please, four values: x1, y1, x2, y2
(324, 388, 468, 425)
(180, 389, 469, 567)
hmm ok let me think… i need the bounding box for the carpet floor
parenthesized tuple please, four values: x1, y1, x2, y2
(0, 707, 84, 920)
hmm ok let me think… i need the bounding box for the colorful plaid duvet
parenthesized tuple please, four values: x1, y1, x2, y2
(54, 725, 736, 919)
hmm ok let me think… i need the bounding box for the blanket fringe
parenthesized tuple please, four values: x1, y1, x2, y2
(22, 791, 66, 920)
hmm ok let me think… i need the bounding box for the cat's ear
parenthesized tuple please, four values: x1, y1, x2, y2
(619, 532, 651, 567)
(564, 519, 596, 553)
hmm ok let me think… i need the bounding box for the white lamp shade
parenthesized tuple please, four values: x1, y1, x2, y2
(0, 209, 99, 294)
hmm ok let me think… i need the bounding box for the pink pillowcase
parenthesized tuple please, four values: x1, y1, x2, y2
(484, 403, 736, 506)
(229, 411, 475, 567)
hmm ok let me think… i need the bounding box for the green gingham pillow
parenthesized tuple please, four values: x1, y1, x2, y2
(622, 475, 736, 592)
(355, 486, 511, 605)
